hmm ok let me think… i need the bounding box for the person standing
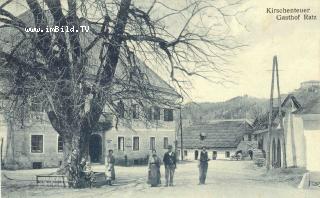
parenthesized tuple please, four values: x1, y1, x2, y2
(163, 145, 176, 187)
(198, 146, 209, 185)
(148, 149, 161, 187)
(105, 149, 115, 185)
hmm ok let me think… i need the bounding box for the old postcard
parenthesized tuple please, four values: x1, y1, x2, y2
(0, 0, 319, 197)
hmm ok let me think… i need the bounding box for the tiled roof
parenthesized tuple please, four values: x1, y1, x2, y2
(178, 120, 252, 149)
(0, 10, 179, 97)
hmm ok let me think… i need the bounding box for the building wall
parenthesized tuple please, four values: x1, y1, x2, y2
(177, 148, 236, 161)
(256, 129, 285, 168)
(302, 114, 320, 172)
(3, 106, 177, 169)
(105, 126, 175, 165)
(4, 116, 63, 169)
(284, 113, 306, 168)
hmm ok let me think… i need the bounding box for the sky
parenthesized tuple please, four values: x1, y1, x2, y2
(187, 0, 320, 102)
(2, 0, 320, 103)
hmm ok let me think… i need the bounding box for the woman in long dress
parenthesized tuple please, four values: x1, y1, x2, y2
(106, 149, 115, 185)
(148, 149, 161, 187)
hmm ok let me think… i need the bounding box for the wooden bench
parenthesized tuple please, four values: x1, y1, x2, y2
(36, 175, 68, 187)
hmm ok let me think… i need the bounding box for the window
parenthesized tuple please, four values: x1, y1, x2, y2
(58, 135, 63, 153)
(153, 106, 160, 120)
(163, 137, 169, 149)
(150, 137, 156, 150)
(146, 107, 152, 121)
(248, 134, 252, 141)
(164, 109, 173, 121)
(200, 133, 206, 141)
(133, 137, 139, 151)
(32, 162, 43, 169)
(117, 101, 125, 118)
(132, 104, 138, 119)
(184, 150, 188, 157)
(31, 135, 43, 153)
(225, 151, 230, 158)
(118, 137, 124, 151)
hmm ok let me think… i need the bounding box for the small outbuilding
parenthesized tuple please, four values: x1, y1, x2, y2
(177, 120, 254, 160)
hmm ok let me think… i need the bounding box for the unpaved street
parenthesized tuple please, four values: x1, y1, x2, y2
(2, 160, 320, 198)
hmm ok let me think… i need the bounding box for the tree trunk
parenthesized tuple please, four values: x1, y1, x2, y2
(58, 128, 90, 188)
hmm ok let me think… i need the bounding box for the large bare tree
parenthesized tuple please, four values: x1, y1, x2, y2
(0, 0, 245, 187)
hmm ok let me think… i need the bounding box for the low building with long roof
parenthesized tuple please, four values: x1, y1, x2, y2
(177, 119, 254, 160)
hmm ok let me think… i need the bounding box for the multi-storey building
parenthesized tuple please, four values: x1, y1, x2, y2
(1, 59, 180, 169)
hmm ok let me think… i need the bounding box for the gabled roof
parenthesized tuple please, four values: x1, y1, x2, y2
(252, 94, 302, 130)
(178, 120, 253, 149)
(0, 10, 180, 98)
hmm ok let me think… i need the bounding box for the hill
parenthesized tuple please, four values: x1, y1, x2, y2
(182, 88, 320, 122)
(182, 95, 269, 122)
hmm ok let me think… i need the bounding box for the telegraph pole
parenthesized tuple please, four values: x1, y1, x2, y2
(266, 56, 276, 170)
(266, 56, 286, 170)
(275, 57, 287, 168)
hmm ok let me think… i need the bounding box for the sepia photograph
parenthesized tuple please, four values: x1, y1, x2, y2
(0, 0, 319, 197)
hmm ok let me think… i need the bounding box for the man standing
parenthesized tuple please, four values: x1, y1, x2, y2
(199, 146, 209, 185)
(163, 145, 176, 187)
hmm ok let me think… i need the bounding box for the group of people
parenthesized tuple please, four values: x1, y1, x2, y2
(84, 145, 210, 187)
(147, 145, 210, 187)
(147, 145, 177, 187)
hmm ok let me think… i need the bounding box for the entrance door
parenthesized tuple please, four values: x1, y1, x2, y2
(212, 151, 217, 160)
(89, 134, 102, 163)
(195, 150, 199, 160)
(272, 139, 276, 167)
(276, 139, 282, 168)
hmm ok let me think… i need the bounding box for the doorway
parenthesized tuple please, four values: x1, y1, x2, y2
(276, 139, 282, 168)
(195, 150, 199, 160)
(272, 138, 276, 167)
(212, 151, 217, 160)
(89, 134, 102, 163)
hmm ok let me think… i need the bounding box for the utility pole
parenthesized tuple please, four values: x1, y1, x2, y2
(266, 56, 286, 170)
(275, 57, 287, 168)
(266, 56, 275, 170)
(179, 107, 184, 161)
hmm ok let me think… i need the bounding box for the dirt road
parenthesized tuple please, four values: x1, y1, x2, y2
(2, 160, 320, 198)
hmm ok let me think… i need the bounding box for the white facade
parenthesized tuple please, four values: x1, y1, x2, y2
(284, 112, 306, 168)
(177, 148, 236, 161)
(301, 114, 320, 172)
